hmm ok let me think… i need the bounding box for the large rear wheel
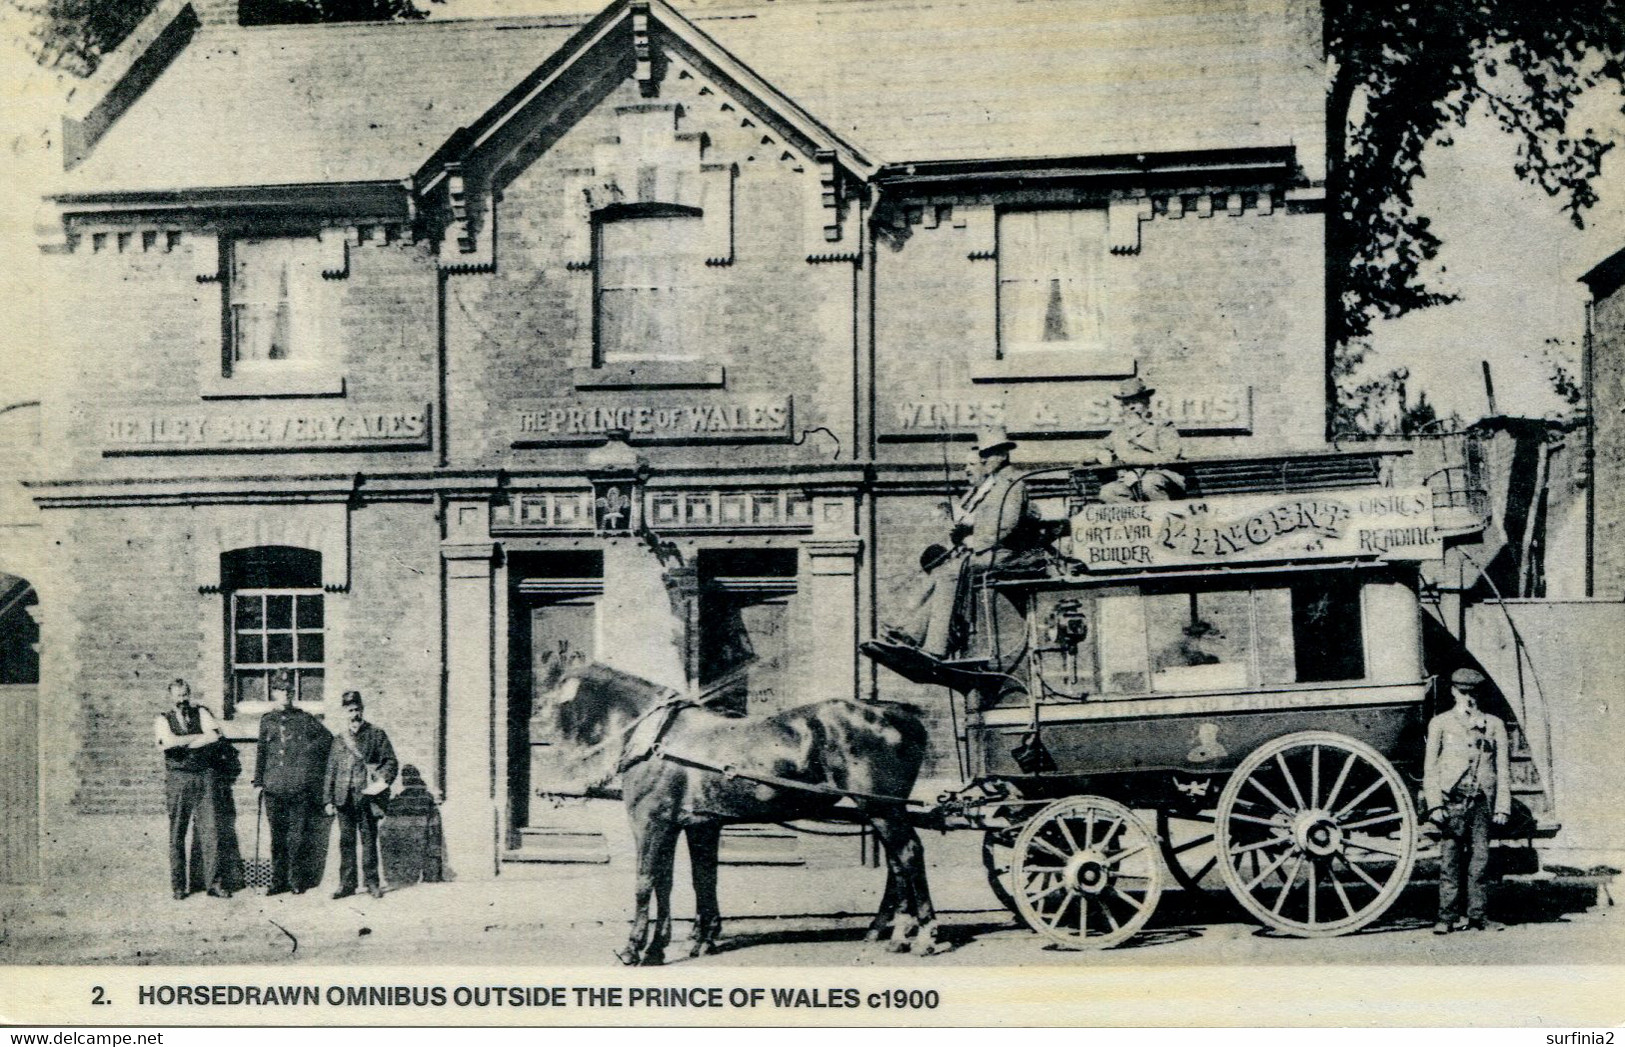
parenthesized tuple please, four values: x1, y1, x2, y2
(1215, 731, 1417, 937)
(1011, 795, 1162, 949)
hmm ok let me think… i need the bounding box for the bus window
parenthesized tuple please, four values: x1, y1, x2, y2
(1096, 594, 1148, 694)
(1291, 576, 1365, 682)
(1145, 590, 1251, 692)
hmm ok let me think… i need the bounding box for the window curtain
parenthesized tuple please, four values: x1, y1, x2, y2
(230, 237, 317, 365)
(597, 215, 700, 361)
(997, 209, 1106, 353)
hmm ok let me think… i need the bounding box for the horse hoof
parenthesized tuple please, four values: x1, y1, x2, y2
(917, 939, 953, 956)
(885, 939, 910, 954)
(615, 948, 639, 967)
(863, 929, 883, 944)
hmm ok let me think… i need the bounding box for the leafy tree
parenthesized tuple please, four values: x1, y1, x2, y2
(7, 0, 433, 76)
(1326, 1, 1625, 433)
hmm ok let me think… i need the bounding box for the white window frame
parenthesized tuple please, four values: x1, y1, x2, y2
(203, 235, 344, 399)
(593, 207, 705, 365)
(228, 586, 327, 718)
(996, 208, 1108, 358)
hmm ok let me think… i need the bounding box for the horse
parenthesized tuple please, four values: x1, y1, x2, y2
(547, 661, 947, 965)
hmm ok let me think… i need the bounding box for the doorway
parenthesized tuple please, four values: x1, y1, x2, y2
(0, 573, 40, 883)
(506, 552, 602, 847)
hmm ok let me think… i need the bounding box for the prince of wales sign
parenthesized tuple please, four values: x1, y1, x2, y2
(1068, 488, 1443, 570)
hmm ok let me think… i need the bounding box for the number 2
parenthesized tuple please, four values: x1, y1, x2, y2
(91, 985, 108, 1005)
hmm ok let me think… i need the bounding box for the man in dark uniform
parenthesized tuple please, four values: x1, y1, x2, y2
(1423, 667, 1510, 933)
(323, 691, 398, 900)
(154, 678, 230, 900)
(253, 668, 330, 896)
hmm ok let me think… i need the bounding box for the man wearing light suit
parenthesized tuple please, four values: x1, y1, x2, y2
(1423, 667, 1511, 933)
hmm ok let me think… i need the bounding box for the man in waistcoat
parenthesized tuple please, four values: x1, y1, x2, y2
(253, 668, 331, 896)
(323, 691, 398, 900)
(1423, 667, 1511, 933)
(154, 678, 230, 900)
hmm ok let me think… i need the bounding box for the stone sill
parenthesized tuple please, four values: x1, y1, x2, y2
(200, 367, 347, 400)
(971, 351, 1135, 383)
(572, 361, 725, 390)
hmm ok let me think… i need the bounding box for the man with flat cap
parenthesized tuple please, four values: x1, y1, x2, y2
(1096, 376, 1186, 502)
(253, 668, 330, 896)
(323, 690, 398, 899)
(1423, 667, 1510, 933)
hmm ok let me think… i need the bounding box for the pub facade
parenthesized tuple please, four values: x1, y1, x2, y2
(21, 0, 1330, 882)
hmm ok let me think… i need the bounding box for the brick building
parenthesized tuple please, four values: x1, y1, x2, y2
(23, 0, 1330, 884)
(1581, 244, 1625, 598)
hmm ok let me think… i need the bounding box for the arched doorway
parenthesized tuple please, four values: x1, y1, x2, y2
(0, 572, 40, 883)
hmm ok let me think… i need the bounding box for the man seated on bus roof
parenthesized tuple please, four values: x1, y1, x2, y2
(1096, 376, 1186, 502)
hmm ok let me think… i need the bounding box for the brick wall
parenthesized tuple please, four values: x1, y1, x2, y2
(443, 76, 856, 474)
(39, 229, 438, 479)
(38, 501, 439, 878)
(1591, 285, 1625, 597)
(874, 193, 1326, 466)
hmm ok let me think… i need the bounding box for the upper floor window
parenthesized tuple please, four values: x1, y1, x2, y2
(227, 236, 321, 377)
(997, 209, 1106, 356)
(221, 546, 325, 717)
(594, 204, 703, 364)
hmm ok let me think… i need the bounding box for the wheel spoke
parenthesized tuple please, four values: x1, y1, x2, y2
(1230, 811, 1285, 828)
(1333, 776, 1389, 822)
(1098, 817, 1124, 850)
(1307, 861, 1317, 925)
(1340, 811, 1402, 831)
(1243, 846, 1296, 892)
(1106, 842, 1149, 867)
(1275, 752, 1309, 811)
(1189, 856, 1218, 885)
(1026, 881, 1070, 904)
(1056, 816, 1082, 855)
(1030, 836, 1070, 861)
(1110, 887, 1146, 914)
(1310, 746, 1321, 810)
(1345, 838, 1405, 860)
(1328, 864, 1355, 917)
(1322, 751, 1356, 813)
(1228, 832, 1292, 856)
(1244, 774, 1296, 817)
(1335, 851, 1384, 892)
(1271, 854, 1304, 916)
(1169, 833, 1216, 856)
(1099, 897, 1121, 932)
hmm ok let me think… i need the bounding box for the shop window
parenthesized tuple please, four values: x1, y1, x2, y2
(997, 209, 1106, 357)
(594, 205, 704, 364)
(226, 237, 321, 376)
(698, 549, 797, 712)
(221, 546, 324, 717)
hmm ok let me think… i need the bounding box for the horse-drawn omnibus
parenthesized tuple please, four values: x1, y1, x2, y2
(555, 447, 1557, 961)
(914, 449, 1557, 948)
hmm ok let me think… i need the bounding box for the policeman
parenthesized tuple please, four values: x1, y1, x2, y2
(252, 668, 331, 896)
(1422, 667, 1510, 933)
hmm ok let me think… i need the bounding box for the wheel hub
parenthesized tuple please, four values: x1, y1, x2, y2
(1063, 850, 1111, 895)
(1291, 809, 1343, 858)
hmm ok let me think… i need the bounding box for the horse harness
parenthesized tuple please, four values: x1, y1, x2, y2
(621, 699, 926, 810)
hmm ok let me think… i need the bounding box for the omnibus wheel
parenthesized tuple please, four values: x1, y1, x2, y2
(1157, 807, 1226, 893)
(1011, 795, 1162, 950)
(1215, 731, 1417, 937)
(981, 828, 1020, 916)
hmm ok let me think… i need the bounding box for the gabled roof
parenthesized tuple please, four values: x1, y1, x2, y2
(56, 0, 1324, 197)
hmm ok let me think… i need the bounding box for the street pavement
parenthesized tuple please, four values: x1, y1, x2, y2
(0, 822, 1616, 969)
